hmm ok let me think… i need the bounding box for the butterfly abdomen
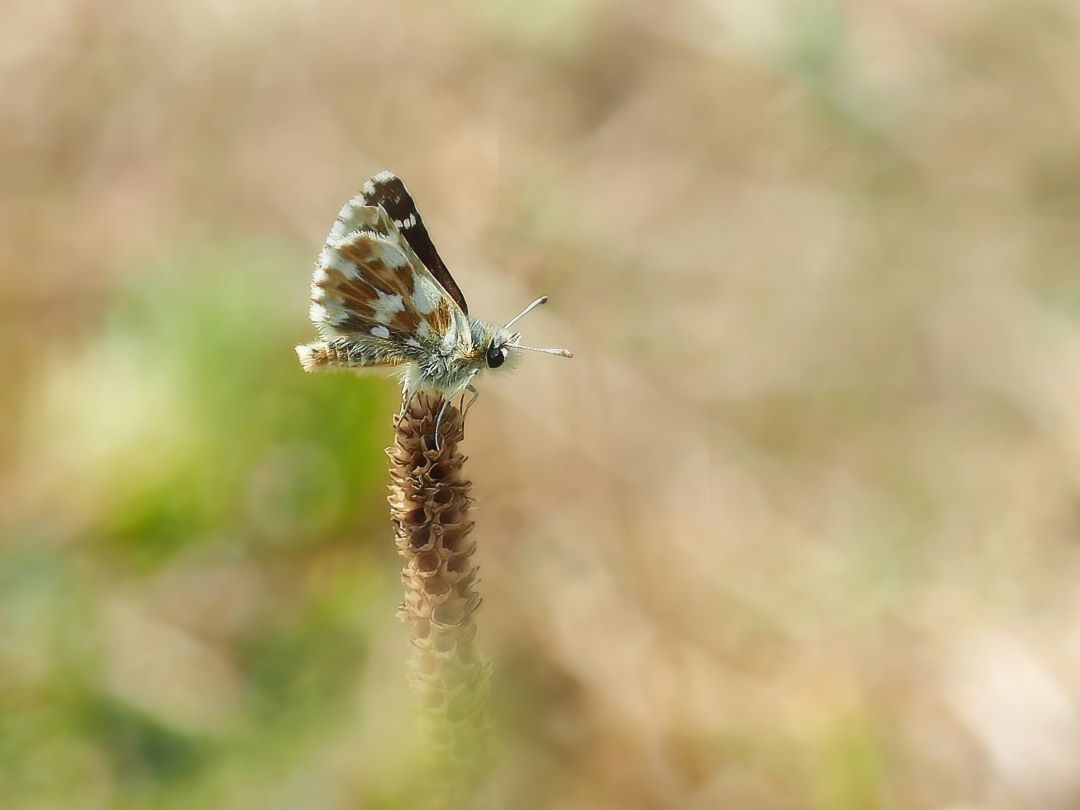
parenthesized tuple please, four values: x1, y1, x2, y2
(295, 339, 405, 373)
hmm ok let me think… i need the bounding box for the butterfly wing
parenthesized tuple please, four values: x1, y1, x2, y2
(301, 191, 470, 373)
(311, 229, 466, 348)
(359, 171, 469, 316)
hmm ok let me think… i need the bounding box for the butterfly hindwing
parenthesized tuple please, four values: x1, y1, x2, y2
(310, 227, 462, 357)
(361, 171, 470, 315)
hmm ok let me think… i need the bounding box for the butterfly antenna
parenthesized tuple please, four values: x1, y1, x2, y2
(507, 343, 574, 358)
(504, 296, 549, 329)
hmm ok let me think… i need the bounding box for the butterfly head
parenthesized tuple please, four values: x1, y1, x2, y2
(484, 338, 512, 369)
(471, 296, 573, 375)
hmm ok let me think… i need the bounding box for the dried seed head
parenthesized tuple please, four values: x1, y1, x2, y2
(387, 393, 489, 791)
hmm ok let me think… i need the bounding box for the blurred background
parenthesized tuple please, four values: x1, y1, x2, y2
(5, 0, 1080, 807)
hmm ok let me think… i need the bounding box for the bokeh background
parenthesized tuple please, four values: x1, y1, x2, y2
(5, 1, 1080, 807)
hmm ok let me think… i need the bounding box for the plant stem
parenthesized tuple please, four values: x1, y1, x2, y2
(387, 392, 489, 800)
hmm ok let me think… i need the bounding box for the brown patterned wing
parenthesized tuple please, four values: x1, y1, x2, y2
(360, 170, 469, 316)
(309, 227, 462, 358)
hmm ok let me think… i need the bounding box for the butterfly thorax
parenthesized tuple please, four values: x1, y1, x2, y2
(400, 318, 511, 396)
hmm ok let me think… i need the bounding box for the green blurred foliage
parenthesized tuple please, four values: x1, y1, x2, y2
(1, 239, 410, 807)
(89, 243, 391, 565)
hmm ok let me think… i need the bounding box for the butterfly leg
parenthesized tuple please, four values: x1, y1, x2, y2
(457, 385, 481, 442)
(397, 388, 417, 423)
(461, 385, 480, 421)
(433, 398, 451, 452)
(433, 373, 479, 451)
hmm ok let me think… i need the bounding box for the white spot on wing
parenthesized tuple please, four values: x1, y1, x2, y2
(372, 291, 404, 323)
(330, 196, 365, 240)
(310, 298, 348, 326)
(372, 240, 410, 269)
(324, 299, 348, 324)
(416, 321, 432, 339)
(412, 272, 442, 315)
(322, 248, 359, 279)
(371, 326, 390, 339)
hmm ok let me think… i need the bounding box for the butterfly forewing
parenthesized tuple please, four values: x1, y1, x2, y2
(329, 196, 396, 242)
(361, 171, 469, 315)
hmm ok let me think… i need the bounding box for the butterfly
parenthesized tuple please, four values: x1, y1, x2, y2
(296, 170, 572, 446)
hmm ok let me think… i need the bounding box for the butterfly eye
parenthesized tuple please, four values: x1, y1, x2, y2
(486, 345, 506, 369)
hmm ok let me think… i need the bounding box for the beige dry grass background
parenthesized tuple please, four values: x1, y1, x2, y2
(4, 1, 1080, 808)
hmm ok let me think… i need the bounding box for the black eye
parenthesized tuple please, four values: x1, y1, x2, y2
(486, 345, 506, 368)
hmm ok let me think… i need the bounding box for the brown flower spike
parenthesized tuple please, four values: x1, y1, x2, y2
(387, 393, 489, 786)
